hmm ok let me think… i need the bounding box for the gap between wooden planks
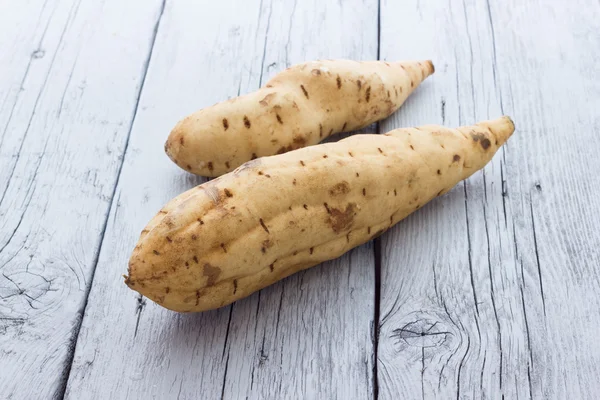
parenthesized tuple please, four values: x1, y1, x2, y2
(0, 0, 165, 398)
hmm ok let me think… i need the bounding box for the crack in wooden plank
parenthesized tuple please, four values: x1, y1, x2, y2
(529, 197, 546, 316)
(56, 0, 168, 397)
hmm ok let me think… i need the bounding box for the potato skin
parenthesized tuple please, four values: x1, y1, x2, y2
(126, 117, 514, 312)
(165, 60, 434, 177)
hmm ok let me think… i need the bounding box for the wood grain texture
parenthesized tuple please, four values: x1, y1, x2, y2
(0, 0, 165, 398)
(3, 0, 599, 398)
(66, 1, 379, 398)
(377, 0, 600, 399)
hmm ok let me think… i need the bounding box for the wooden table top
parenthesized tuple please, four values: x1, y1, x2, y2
(1, 0, 598, 398)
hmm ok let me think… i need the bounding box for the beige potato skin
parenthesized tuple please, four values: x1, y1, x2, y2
(126, 117, 515, 312)
(165, 59, 434, 177)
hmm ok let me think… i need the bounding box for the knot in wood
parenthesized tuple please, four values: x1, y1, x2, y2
(391, 319, 452, 348)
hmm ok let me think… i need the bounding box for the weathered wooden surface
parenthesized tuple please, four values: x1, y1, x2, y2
(377, 0, 600, 399)
(0, 0, 164, 398)
(65, 0, 376, 399)
(1, 0, 599, 399)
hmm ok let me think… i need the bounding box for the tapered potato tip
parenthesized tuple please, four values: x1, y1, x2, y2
(397, 60, 435, 85)
(479, 116, 515, 146)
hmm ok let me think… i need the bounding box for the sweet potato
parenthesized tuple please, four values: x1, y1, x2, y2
(126, 117, 514, 312)
(165, 59, 434, 176)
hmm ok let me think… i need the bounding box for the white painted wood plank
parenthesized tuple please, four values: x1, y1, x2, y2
(0, 0, 57, 140)
(64, 1, 274, 398)
(489, 0, 600, 398)
(0, 0, 164, 398)
(220, 1, 379, 399)
(377, 0, 600, 398)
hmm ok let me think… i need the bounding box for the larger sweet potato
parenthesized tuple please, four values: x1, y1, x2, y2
(126, 117, 514, 312)
(165, 59, 434, 176)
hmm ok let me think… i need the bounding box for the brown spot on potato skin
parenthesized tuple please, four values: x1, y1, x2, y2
(251, 153, 257, 160)
(348, 151, 353, 157)
(277, 145, 293, 154)
(193, 256, 199, 263)
(324, 202, 331, 214)
(179, 137, 185, 146)
(470, 132, 492, 150)
(203, 263, 221, 286)
(437, 169, 441, 175)
(310, 247, 314, 254)
(276, 114, 283, 124)
(366, 86, 371, 102)
(329, 181, 350, 196)
(303, 204, 308, 210)
(195, 290, 201, 305)
(378, 147, 383, 154)
(329, 128, 334, 135)
(165, 287, 170, 294)
(259, 218, 270, 233)
(300, 160, 305, 166)
(198, 218, 204, 225)
(327, 203, 356, 233)
(223, 118, 229, 130)
(220, 243, 227, 253)
(166, 236, 172, 243)
(300, 85, 309, 98)
(224, 188, 233, 197)
(153, 250, 160, 255)
(208, 162, 214, 171)
(453, 154, 461, 162)
(311, 69, 321, 76)
(411, 80, 414, 87)
(319, 124, 323, 137)
(367, 226, 371, 234)
(269, 263, 275, 272)
(336, 75, 342, 89)
(233, 280, 238, 294)
(342, 122, 347, 131)
(293, 136, 306, 146)
(357, 80, 362, 90)
(362, 188, 366, 196)
(191, 234, 197, 240)
(262, 239, 273, 250)
(293, 179, 297, 185)
(243, 116, 251, 128)
(225, 161, 230, 169)
(410, 145, 414, 150)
